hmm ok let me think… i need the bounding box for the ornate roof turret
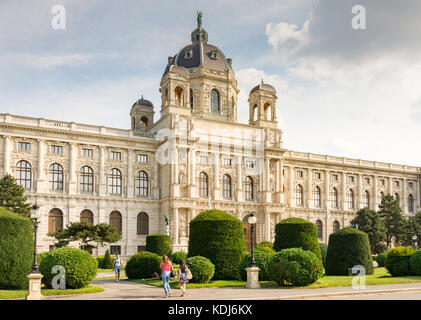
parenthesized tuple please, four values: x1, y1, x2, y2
(191, 11, 208, 44)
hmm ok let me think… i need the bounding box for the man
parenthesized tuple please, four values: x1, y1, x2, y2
(113, 254, 123, 282)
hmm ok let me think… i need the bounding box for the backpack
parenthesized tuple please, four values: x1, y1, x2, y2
(185, 268, 192, 280)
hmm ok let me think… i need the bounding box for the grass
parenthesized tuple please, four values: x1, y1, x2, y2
(0, 285, 104, 300)
(131, 268, 421, 290)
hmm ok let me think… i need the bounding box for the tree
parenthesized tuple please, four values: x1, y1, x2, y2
(0, 173, 32, 217)
(378, 194, 407, 248)
(350, 208, 387, 254)
(48, 221, 122, 251)
(401, 212, 421, 249)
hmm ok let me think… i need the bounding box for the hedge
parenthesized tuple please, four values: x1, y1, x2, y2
(273, 218, 321, 260)
(186, 256, 215, 283)
(125, 251, 161, 279)
(325, 227, 374, 275)
(374, 252, 387, 268)
(268, 248, 324, 286)
(386, 246, 415, 276)
(102, 250, 114, 269)
(145, 234, 172, 257)
(410, 250, 421, 276)
(39, 247, 97, 289)
(171, 252, 187, 264)
(319, 242, 328, 268)
(238, 250, 274, 281)
(0, 208, 34, 289)
(188, 210, 246, 280)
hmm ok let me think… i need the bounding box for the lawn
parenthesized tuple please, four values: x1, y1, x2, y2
(0, 285, 104, 300)
(131, 268, 421, 290)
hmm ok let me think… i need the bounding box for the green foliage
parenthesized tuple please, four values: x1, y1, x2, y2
(325, 227, 374, 275)
(171, 251, 187, 264)
(255, 242, 275, 254)
(188, 210, 246, 280)
(385, 246, 415, 276)
(238, 250, 274, 281)
(374, 252, 387, 267)
(255, 246, 276, 255)
(319, 242, 328, 268)
(186, 256, 215, 283)
(37, 251, 50, 265)
(273, 217, 322, 260)
(0, 174, 32, 217)
(48, 222, 122, 250)
(39, 247, 97, 289)
(145, 234, 172, 257)
(125, 251, 161, 279)
(0, 208, 34, 289)
(268, 248, 324, 286)
(410, 250, 421, 276)
(350, 208, 387, 254)
(96, 256, 104, 268)
(401, 212, 421, 249)
(102, 250, 114, 269)
(378, 194, 407, 248)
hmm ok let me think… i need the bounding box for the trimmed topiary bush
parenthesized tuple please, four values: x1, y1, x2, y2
(255, 246, 276, 255)
(96, 256, 104, 268)
(325, 227, 374, 275)
(274, 218, 321, 260)
(188, 209, 246, 280)
(319, 242, 328, 268)
(39, 247, 97, 289)
(268, 248, 324, 286)
(374, 252, 387, 268)
(257, 241, 274, 249)
(238, 250, 274, 281)
(171, 251, 187, 264)
(37, 251, 50, 265)
(385, 246, 415, 276)
(0, 208, 34, 289)
(102, 250, 114, 269)
(125, 251, 161, 279)
(145, 234, 172, 257)
(186, 256, 215, 283)
(410, 250, 421, 276)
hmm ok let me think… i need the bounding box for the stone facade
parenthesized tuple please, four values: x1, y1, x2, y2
(0, 16, 420, 257)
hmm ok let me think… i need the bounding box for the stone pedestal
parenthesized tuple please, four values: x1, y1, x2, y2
(26, 272, 44, 300)
(245, 267, 260, 289)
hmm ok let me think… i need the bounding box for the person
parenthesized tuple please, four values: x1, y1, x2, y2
(178, 259, 189, 297)
(160, 255, 173, 297)
(113, 254, 123, 282)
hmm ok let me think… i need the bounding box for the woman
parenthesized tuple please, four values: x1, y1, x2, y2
(178, 259, 190, 297)
(160, 255, 173, 297)
(113, 254, 123, 282)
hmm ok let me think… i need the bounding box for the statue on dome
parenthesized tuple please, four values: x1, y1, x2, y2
(197, 11, 202, 27)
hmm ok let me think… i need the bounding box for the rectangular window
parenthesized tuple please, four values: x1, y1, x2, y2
(49, 245, 56, 251)
(408, 182, 414, 189)
(137, 246, 146, 252)
(199, 156, 208, 164)
(81, 148, 93, 158)
(297, 170, 303, 178)
(380, 179, 385, 186)
(110, 245, 121, 255)
(223, 158, 232, 166)
(394, 180, 400, 187)
(111, 151, 121, 160)
(50, 145, 63, 154)
(246, 161, 254, 168)
(18, 142, 30, 152)
(314, 172, 321, 180)
(364, 177, 370, 184)
(349, 176, 355, 183)
(332, 174, 338, 181)
(137, 154, 148, 163)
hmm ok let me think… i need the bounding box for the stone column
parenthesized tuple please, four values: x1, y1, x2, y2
(288, 166, 294, 207)
(68, 143, 76, 194)
(153, 155, 159, 198)
(416, 180, 420, 212)
(236, 155, 242, 201)
(99, 146, 106, 195)
(213, 153, 220, 200)
(279, 160, 284, 203)
(36, 139, 45, 193)
(358, 174, 363, 209)
(263, 158, 271, 202)
(3, 136, 10, 174)
(325, 170, 330, 209)
(402, 178, 407, 214)
(373, 175, 378, 210)
(127, 149, 134, 198)
(388, 176, 393, 196)
(172, 207, 179, 247)
(307, 168, 312, 208)
(188, 147, 197, 198)
(265, 211, 271, 241)
(342, 172, 347, 211)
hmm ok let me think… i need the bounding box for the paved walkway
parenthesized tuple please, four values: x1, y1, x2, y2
(47, 278, 421, 300)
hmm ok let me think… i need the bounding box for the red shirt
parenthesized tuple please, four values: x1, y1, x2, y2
(160, 261, 172, 271)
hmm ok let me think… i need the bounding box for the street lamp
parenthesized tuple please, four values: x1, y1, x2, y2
(248, 213, 257, 267)
(245, 212, 260, 289)
(26, 204, 44, 300)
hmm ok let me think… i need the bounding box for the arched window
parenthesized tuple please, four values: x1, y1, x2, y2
(330, 188, 338, 208)
(363, 191, 370, 208)
(379, 192, 385, 204)
(137, 212, 149, 235)
(140, 116, 148, 129)
(408, 194, 415, 213)
(80, 166, 93, 192)
(198, 172, 208, 198)
(80, 209, 94, 224)
(295, 184, 303, 206)
(253, 104, 258, 121)
(175, 86, 184, 106)
(394, 193, 400, 205)
(211, 89, 220, 112)
(49, 163, 63, 190)
(136, 171, 148, 197)
(264, 102, 271, 120)
(190, 89, 194, 109)
(316, 220, 323, 239)
(48, 208, 63, 233)
(347, 189, 355, 209)
(313, 186, 321, 207)
(110, 211, 122, 234)
(108, 168, 122, 194)
(244, 176, 254, 201)
(222, 174, 232, 199)
(16, 160, 31, 189)
(333, 220, 340, 233)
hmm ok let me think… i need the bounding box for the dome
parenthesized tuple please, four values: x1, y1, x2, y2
(131, 95, 153, 110)
(249, 81, 276, 95)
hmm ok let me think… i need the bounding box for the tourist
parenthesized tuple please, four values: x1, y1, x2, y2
(160, 255, 173, 297)
(113, 254, 123, 282)
(178, 259, 190, 297)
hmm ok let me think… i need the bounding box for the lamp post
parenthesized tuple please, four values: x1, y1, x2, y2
(26, 204, 44, 300)
(245, 212, 260, 289)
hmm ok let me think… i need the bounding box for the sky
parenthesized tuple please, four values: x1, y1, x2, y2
(0, 0, 420, 166)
